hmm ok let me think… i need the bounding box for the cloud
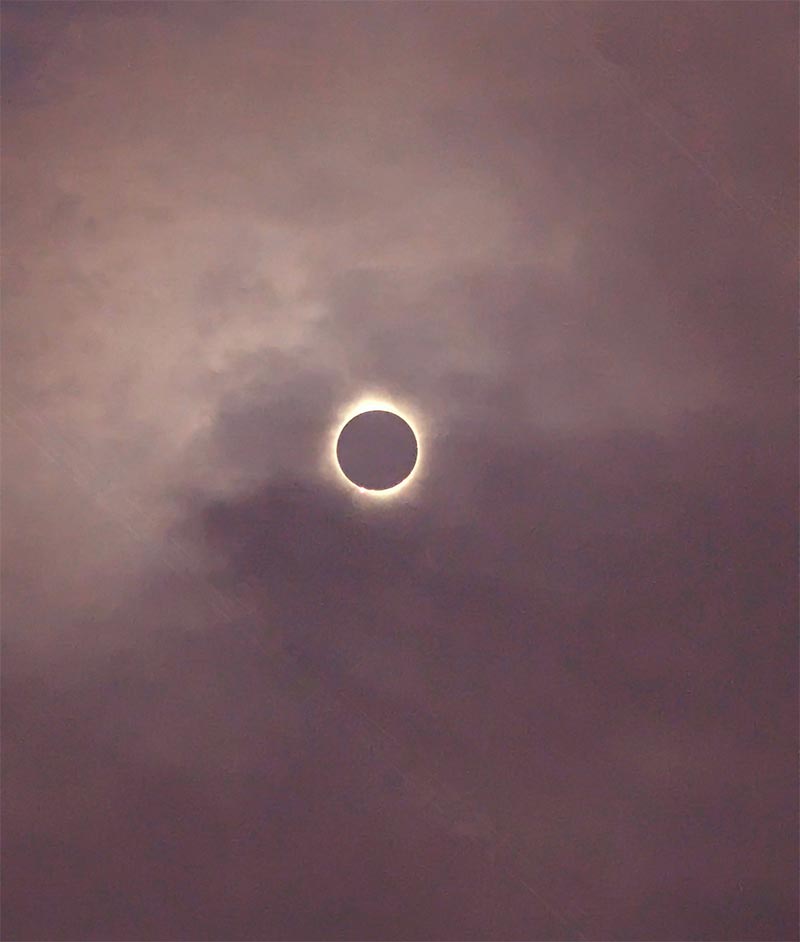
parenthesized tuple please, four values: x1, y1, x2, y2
(4, 405, 797, 939)
(3, 3, 797, 939)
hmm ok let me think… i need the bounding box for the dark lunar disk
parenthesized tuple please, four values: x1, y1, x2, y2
(336, 410, 418, 491)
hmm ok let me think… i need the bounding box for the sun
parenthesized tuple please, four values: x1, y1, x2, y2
(329, 396, 423, 499)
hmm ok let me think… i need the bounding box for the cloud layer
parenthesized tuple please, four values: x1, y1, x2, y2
(3, 3, 797, 939)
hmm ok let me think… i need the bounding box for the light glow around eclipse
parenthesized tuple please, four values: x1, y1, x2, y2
(330, 398, 422, 498)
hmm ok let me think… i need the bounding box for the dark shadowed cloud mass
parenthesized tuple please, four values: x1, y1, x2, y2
(2, 3, 798, 940)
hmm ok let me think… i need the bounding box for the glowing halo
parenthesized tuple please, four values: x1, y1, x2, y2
(329, 396, 423, 499)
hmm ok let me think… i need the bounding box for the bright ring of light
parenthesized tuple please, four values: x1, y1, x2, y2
(330, 397, 423, 499)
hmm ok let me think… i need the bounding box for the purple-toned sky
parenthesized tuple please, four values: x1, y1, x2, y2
(2, 3, 798, 940)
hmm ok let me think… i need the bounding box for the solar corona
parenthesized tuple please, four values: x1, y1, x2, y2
(331, 398, 421, 498)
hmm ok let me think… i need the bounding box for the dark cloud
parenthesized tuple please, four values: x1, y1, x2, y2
(2, 2, 797, 940)
(4, 411, 796, 940)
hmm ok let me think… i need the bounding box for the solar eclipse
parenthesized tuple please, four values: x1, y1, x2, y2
(333, 402, 420, 496)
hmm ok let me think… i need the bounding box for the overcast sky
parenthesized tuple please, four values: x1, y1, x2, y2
(2, 3, 798, 940)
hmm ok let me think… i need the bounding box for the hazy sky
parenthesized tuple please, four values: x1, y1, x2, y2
(2, 3, 798, 940)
